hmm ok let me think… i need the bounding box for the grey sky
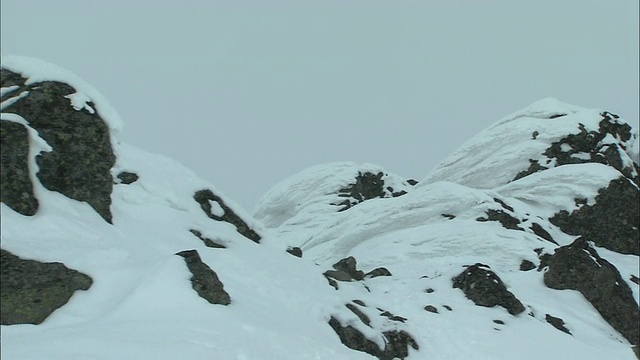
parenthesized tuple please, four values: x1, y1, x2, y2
(2, 1, 638, 211)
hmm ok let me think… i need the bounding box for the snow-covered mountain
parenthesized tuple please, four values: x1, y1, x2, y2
(1, 56, 638, 359)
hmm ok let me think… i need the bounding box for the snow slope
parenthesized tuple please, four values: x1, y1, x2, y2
(2, 57, 638, 359)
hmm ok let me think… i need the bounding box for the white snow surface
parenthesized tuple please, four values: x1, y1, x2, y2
(421, 97, 638, 189)
(2, 60, 638, 359)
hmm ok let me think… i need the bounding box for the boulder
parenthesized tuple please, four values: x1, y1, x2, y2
(1, 249, 92, 325)
(0, 121, 39, 216)
(543, 238, 639, 347)
(176, 250, 230, 305)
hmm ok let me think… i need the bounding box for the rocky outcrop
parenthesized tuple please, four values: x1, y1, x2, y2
(0, 121, 38, 215)
(1, 69, 116, 223)
(542, 238, 639, 347)
(333, 171, 409, 211)
(514, 113, 639, 185)
(550, 178, 639, 255)
(452, 263, 525, 315)
(329, 316, 418, 360)
(194, 189, 261, 243)
(176, 250, 230, 305)
(1, 249, 93, 325)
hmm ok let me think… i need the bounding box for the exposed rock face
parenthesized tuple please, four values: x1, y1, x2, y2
(1, 69, 116, 223)
(0, 120, 38, 215)
(329, 316, 419, 360)
(543, 238, 639, 347)
(550, 178, 639, 255)
(176, 250, 230, 305)
(452, 263, 525, 315)
(1, 249, 92, 325)
(194, 189, 261, 243)
(515, 113, 639, 185)
(333, 171, 409, 211)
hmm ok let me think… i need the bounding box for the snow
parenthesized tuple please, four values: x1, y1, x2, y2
(1, 55, 124, 132)
(2, 60, 638, 359)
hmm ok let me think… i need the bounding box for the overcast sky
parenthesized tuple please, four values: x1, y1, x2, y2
(2, 1, 638, 211)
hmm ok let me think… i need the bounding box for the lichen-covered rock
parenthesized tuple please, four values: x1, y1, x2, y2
(1, 69, 116, 223)
(0, 120, 38, 215)
(1, 249, 92, 325)
(193, 189, 261, 243)
(175, 249, 230, 305)
(452, 263, 525, 315)
(542, 238, 639, 347)
(550, 177, 639, 255)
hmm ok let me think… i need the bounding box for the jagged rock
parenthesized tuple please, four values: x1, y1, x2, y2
(452, 263, 525, 315)
(175, 250, 230, 305)
(116, 171, 138, 185)
(333, 171, 410, 211)
(543, 238, 638, 347)
(514, 114, 639, 184)
(519, 260, 536, 271)
(330, 256, 365, 281)
(189, 229, 226, 249)
(1, 69, 116, 223)
(530, 223, 557, 244)
(379, 310, 407, 323)
(550, 177, 639, 255)
(1, 249, 92, 325)
(328, 316, 418, 360)
(286, 246, 302, 258)
(193, 189, 261, 243)
(0, 121, 39, 215)
(545, 314, 572, 335)
(365, 267, 392, 278)
(477, 209, 523, 231)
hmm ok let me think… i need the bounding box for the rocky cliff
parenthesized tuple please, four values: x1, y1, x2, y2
(1, 57, 638, 359)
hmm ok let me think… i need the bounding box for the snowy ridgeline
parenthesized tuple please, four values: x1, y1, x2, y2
(1, 56, 639, 360)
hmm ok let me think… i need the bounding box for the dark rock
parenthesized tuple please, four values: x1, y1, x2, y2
(365, 267, 392, 278)
(325, 276, 339, 290)
(545, 314, 572, 335)
(543, 238, 638, 346)
(519, 260, 536, 271)
(379, 310, 407, 323)
(286, 246, 302, 258)
(332, 256, 365, 281)
(189, 229, 226, 249)
(477, 209, 523, 231)
(452, 263, 525, 315)
(193, 189, 261, 243)
(116, 171, 138, 185)
(1, 121, 39, 215)
(1, 70, 116, 223)
(550, 177, 639, 255)
(631, 275, 639, 285)
(328, 316, 418, 360)
(406, 179, 418, 186)
(441, 214, 456, 220)
(353, 299, 366, 306)
(424, 305, 438, 313)
(175, 249, 230, 305)
(346, 303, 371, 327)
(1, 249, 92, 325)
(334, 171, 385, 211)
(514, 117, 639, 184)
(493, 198, 514, 212)
(530, 223, 557, 244)
(324, 269, 354, 282)
(425, 288, 435, 293)
(443, 305, 452, 311)
(493, 319, 505, 325)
